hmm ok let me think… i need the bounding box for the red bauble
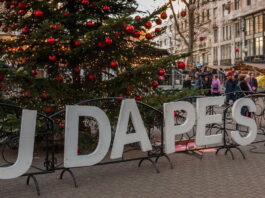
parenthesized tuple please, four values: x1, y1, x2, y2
(0, 74, 4, 81)
(152, 81, 159, 88)
(55, 75, 63, 82)
(46, 37, 56, 45)
(63, 12, 69, 16)
(49, 55, 56, 62)
(59, 122, 65, 127)
(31, 70, 38, 76)
(134, 31, 141, 38)
(88, 74, 96, 80)
(160, 12, 168, 20)
(180, 10, 186, 17)
(18, 9, 26, 16)
(86, 21, 94, 27)
(74, 40, 81, 46)
(235, 48, 239, 52)
(155, 18, 162, 25)
(110, 61, 119, 68)
(145, 33, 153, 40)
(105, 37, 113, 45)
(21, 90, 31, 97)
(135, 15, 141, 20)
(34, 10, 43, 17)
(199, 36, 205, 41)
(145, 22, 152, 29)
(158, 69, 166, 75)
(178, 61, 185, 69)
(158, 75, 165, 80)
(155, 28, 161, 33)
(81, 0, 89, 5)
(22, 27, 29, 34)
(0, 84, 4, 89)
(18, 2, 26, 9)
(125, 25, 134, 34)
(73, 67, 81, 73)
(43, 107, 53, 114)
(41, 92, 48, 99)
(135, 95, 143, 101)
(102, 5, 110, 12)
(97, 42, 106, 48)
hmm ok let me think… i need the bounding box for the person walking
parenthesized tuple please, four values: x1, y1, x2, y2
(211, 74, 222, 96)
(202, 75, 212, 96)
(249, 73, 258, 92)
(194, 73, 202, 90)
(183, 74, 192, 89)
(225, 72, 234, 104)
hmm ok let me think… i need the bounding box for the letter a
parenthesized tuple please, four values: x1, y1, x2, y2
(111, 99, 152, 159)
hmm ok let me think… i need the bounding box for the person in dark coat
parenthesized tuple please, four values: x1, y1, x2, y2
(225, 72, 234, 104)
(238, 75, 251, 116)
(194, 73, 202, 90)
(249, 73, 258, 92)
(202, 75, 212, 96)
(183, 74, 192, 89)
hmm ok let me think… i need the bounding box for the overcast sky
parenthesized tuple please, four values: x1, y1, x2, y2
(137, 0, 167, 12)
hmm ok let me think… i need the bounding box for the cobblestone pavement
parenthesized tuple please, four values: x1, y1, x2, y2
(2, 144, 265, 198)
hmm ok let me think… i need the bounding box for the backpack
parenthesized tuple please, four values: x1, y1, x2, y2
(212, 82, 219, 90)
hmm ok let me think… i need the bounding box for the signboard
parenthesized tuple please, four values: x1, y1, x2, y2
(0, 97, 258, 179)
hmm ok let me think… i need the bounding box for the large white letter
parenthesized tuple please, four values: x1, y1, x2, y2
(64, 106, 111, 168)
(196, 96, 225, 146)
(231, 98, 257, 146)
(164, 101, 196, 154)
(110, 99, 152, 159)
(0, 110, 37, 179)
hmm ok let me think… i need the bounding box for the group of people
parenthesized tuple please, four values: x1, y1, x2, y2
(182, 67, 259, 104)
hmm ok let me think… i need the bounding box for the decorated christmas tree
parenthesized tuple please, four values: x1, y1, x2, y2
(0, 0, 189, 114)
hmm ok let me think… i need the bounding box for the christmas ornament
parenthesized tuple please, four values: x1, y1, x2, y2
(59, 122, 65, 127)
(43, 106, 53, 114)
(21, 90, 31, 97)
(74, 40, 81, 46)
(73, 67, 81, 73)
(55, 75, 63, 82)
(158, 75, 165, 80)
(145, 22, 152, 29)
(135, 15, 141, 20)
(88, 74, 96, 80)
(86, 21, 94, 27)
(155, 28, 161, 33)
(49, 55, 56, 62)
(155, 18, 162, 25)
(81, 0, 88, 5)
(158, 69, 166, 75)
(22, 27, 29, 34)
(105, 37, 113, 45)
(178, 61, 185, 69)
(102, 5, 110, 12)
(31, 70, 38, 76)
(145, 33, 153, 40)
(235, 48, 239, 52)
(18, 9, 26, 16)
(135, 95, 143, 101)
(34, 10, 43, 17)
(134, 31, 141, 38)
(152, 81, 159, 88)
(0, 84, 4, 89)
(125, 25, 134, 33)
(97, 42, 106, 48)
(18, 2, 26, 9)
(180, 10, 186, 17)
(160, 12, 167, 20)
(199, 36, 205, 41)
(46, 37, 56, 45)
(110, 61, 119, 68)
(40, 92, 48, 99)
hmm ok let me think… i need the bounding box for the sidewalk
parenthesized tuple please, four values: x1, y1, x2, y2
(1, 144, 265, 198)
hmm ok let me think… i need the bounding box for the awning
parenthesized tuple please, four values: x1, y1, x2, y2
(207, 65, 233, 70)
(245, 63, 265, 69)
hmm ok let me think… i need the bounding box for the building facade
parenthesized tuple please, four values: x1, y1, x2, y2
(156, 0, 265, 67)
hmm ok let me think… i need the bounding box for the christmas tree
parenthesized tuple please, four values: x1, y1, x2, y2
(0, 0, 189, 114)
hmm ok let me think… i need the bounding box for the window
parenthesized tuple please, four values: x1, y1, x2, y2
(214, 29, 218, 43)
(235, 42, 242, 58)
(221, 44, 231, 60)
(245, 18, 254, 35)
(255, 37, 263, 56)
(213, 47, 218, 62)
(222, 25, 231, 41)
(247, 0, 251, 6)
(164, 39, 167, 46)
(246, 39, 254, 57)
(255, 15, 263, 34)
(235, 22, 241, 38)
(207, 10, 210, 20)
(235, 0, 240, 10)
(213, 8, 217, 19)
